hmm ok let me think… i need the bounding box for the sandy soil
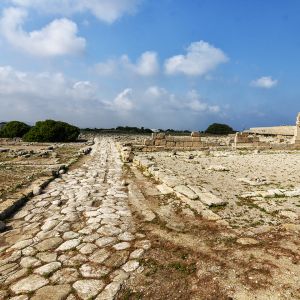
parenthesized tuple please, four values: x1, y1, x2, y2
(0, 141, 84, 202)
(116, 147, 300, 300)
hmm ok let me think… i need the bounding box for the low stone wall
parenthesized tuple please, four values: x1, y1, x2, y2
(144, 132, 205, 151)
(246, 126, 295, 136)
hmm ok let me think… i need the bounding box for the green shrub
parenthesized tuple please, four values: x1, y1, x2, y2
(23, 120, 80, 142)
(0, 121, 31, 138)
(205, 123, 235, 135)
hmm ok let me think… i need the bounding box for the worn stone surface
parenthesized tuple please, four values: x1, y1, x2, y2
(73, 279, 104, 300)
(31, 284, 71, 300)
(0, 138, 145, 300)
(10, 275, 49, 294)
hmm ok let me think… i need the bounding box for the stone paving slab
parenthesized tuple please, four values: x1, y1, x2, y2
(0, 137, 150, 299)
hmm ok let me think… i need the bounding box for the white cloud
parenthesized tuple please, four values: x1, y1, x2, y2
(0, 65, 225, 129)
(145, 86, 167, 98)
(71, 81, 95, 100)
(112, 88, 134, 111)
(0, 7, 86, 56)
(164, 40, 228, 76)
(95, 51, 159, 76)
(251, 76, 278, 89)
(144, 87, 220, 114)
(121, 51, 159, 76)
(185, 90, 220, 113)
(95, 59, 118, 76)
(10, 0, 141, 23)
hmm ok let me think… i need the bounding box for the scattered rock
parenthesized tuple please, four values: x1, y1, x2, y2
(10, 275, 49, 294)
(73, 280, 104, 300)
(236, 238, 259, 245)
(31, 284, 71, 300)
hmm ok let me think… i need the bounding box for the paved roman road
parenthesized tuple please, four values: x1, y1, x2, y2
(0, 137, 150, 300)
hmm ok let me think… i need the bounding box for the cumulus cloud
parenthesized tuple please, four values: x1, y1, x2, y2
(144, 86, 220, 114)
(95, 51, 159, 76)
(0, 7, 86, 56)
(95, 59, 118, 76)
(111, 88, 134, 111)
(164, 40, 228, 76)
(0, 65, 225, 129)
(184, 90, 220, 113)
(10, 0, 141, 23)
(121, 51, 159, 76)
(0, 65, 102, 125)
(145, 86, 167, 98)
(250, 76, 278, 89)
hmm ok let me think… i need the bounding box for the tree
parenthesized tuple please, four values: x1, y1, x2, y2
(205, 123, 235, 135)
(0, 121, 31, 138)
(23, 120, 80, 142)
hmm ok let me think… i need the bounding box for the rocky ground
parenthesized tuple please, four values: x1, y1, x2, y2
(0, 136, 300, 299)
(0, 138, 149, 299)
(0, 141, 86, 202)
(135, 149, 300, 228)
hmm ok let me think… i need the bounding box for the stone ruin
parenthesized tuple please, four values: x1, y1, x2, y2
(233, 132, 260, 148)
(117, 112, 300, 159)
(294, 112, 300, 145)
(144, 132, 203, 151)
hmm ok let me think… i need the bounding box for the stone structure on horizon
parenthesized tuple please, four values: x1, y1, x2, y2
(294, 112, 300, 145)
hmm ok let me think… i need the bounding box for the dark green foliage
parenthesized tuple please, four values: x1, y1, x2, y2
(116, 126, 153, 133)
(205, 123, 235, 135)
(23, 120, 80, 142)
(83, 126, 153, 134)
(0, 121, 31, 138)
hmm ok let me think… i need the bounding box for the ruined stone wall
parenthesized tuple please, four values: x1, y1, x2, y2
(144, 133, 204, 150)
(246, 126, 295, 136)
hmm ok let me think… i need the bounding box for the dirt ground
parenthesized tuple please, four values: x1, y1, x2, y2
(0, 136, 299, 299)
(0, 140, 84, 202)
(116, 148, 300, 300)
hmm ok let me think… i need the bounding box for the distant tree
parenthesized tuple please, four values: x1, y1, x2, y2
(205, 123, 235, 135)
(23, 120, 80, 142)
(0, 121, 31, 138)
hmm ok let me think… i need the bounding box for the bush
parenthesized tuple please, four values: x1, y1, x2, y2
(205, 123, 235, 135)
(23, 120, 80, 142)
(0, 121, 31, 138)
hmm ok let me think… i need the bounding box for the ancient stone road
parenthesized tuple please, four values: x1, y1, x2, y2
(0, 137, 150, 300)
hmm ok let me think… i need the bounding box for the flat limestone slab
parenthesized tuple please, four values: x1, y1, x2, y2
(156, 184, 174, 195)
(197, 192, 226, 207)
(174, 185, 198, 200)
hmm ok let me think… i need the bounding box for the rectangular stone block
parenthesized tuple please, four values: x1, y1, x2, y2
(191, 131, 201, 137)
(173, 136, 192, 142)
(192, 137, 201, 142)
(184, 141, 193, 147)
(156, 133, 166, 139)
(176, 142, 184, 147)
(166, 136, 174, 142)
(192, 142, 201, 147)
(160, 139, 166, 146)
(166, 141, 175, 147)
(144, 139, 153, 146)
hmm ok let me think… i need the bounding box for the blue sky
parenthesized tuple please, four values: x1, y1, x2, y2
(0, 0, 299, 130)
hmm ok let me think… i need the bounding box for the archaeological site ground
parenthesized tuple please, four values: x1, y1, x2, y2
(0, 114, 300, 300)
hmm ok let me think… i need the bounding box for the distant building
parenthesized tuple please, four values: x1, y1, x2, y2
(245, 125, 295, 136)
